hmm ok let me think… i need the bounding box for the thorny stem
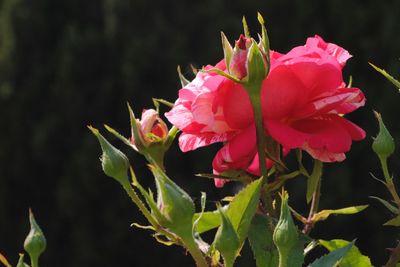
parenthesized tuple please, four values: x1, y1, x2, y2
(384, 241, 400, 267)
(380, 158, 400, 207)
(303, 178, 322, 235)
(181, 235, 209, 267)
(247, 83, 274, 217)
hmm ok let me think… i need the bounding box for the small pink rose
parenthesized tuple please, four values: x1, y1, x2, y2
(131, 109, 168, 150)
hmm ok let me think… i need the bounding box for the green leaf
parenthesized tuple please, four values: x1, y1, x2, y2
(312, 205, 368, 222)
(306, 160, 323, 203)
(370, 63, 400, 90)
(248, 214, 278, 267)
(193, 210, 221, 234)
(308, 240, 354, 267)
(226, 177, 263, 244)
(319, 239, 372, 267)
(214, 207, 240, 267)
(384, 215, 400, 226)
(370, 196, 399, 214)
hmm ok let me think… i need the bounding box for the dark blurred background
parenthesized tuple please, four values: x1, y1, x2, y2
(0, 0, 399, 266)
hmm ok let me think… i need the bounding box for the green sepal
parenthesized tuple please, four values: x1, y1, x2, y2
(127, 102, 146, 152)
(16, 254, 30, 267)
(221, 32, 233, 72)
(306, 160, 323, 203)
(308, 240, 354, 267)
(369, 196, 399, 215)
(204, 67, 242, 84)
(384, 215, 400, 226)
(257, 12, 270, 73)
(372, 111, 395, 161)
(24, 210, 46, 267)
(248, 214, 278, 267)
(370, 63, 400, 90)
(242, 16, 250, 38)
(176, 66, 190, 87)
(319, 239, 372, 267)
(214, 206, 240, 267)
(246, 39, 267, 85)
(104, 124, 132, 148)
(88, 125, 130, 184)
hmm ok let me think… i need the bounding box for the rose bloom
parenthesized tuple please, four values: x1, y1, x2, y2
(165, 36, 365, 187)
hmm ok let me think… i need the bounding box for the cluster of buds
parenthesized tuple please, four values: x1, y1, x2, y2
(218, 13, 270, 86)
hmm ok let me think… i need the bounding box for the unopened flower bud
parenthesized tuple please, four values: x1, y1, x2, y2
(273, 191, 299, 267)
(131, 109, 168, 150)
(150, 165, 195, 235)
(89, 126, 130, 184)
(229, 34, 252, 80)
(372, 111, 395, 161)
(24, 210, 46, 266)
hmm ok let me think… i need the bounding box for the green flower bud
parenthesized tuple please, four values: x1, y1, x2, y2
(372, 111, 395, 161)
(150, 165, 195, 235)
(89, 126, 130, 184)
(24, 210, 46, 267)
(214, 206, 240, 267)
(273, 191, 299, 267)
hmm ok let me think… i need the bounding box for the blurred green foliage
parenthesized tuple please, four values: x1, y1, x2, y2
(0, 0, 399, 266)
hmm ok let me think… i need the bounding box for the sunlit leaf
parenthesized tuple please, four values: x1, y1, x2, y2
(193, 206, 227, 234)
(248, 214, 278, 267)
(312, 205, 368, 222)
(308, 240, 354, 267)
(226, 177, 263, 244)
(319, 239, 372, 267)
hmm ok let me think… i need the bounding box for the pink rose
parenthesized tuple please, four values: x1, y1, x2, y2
(166, 35, 365, 186)
(131, 109, 168, 150)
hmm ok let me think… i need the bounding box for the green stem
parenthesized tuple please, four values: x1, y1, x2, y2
(246, 83, 274, 217)
(380, 158, 400, 207)
(278, 254, 287, 267)
(303, 178, 322, 235)
(248, 86, 268, 178)
(30, 256, 39, 267)
(182, 236, 209, 267)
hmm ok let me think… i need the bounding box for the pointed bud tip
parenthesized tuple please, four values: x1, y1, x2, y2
(372, 111, 395, 160)
(257, 12, 264, 24)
